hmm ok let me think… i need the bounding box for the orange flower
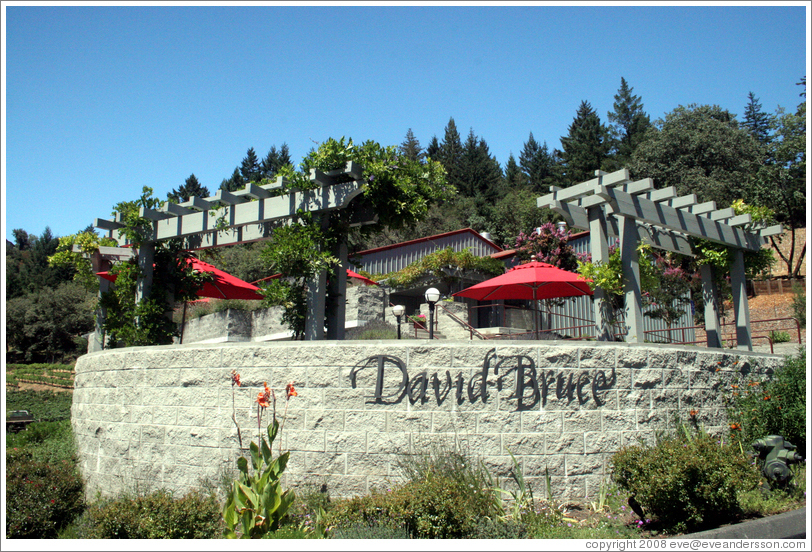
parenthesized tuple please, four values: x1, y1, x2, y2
(286, 382, 298, 399)
(689, 409, 698, 417)
(763, 396, 770, 401)
(230, 370, 241, 387)
(256, 382, 271, 409)
(730, 423, 741, 431)
(731, 384, 739, 389)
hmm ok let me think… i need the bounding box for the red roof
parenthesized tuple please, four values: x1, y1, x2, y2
(352, 228, 503, 256)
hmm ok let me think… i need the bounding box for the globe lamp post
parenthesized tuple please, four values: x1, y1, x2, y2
(424, 287, 440, 340)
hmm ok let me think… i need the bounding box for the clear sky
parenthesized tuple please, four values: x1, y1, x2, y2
(2, 2, 809, 243)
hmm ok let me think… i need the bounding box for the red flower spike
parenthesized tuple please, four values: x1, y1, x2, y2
(286, 382, 298, 399)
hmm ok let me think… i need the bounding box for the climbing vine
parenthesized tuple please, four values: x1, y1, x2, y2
(258, 211, 339, 340)
(97, 187, 211, 347)
(48, 230, 118, 291)
(374, 247, 505, 293)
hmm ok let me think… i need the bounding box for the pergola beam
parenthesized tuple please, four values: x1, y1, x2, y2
(549, 200, 695, 256)
(598, 186, 764, 251)
(539, 168, 630, 207)
(95, 163, 366, 246)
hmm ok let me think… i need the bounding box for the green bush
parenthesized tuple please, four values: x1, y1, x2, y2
(467, 517, 529, 539)
(768, 330, 791, 344)
(324, 474, 496, 539)
(727, 353, 806, 453)
(5, 458, 85, 538)
(610, 428, 760, 533)
(6, 419, 77, 465)
(345, 320, 398, 340)
(329, 521, 411, 539)
(79, 489, 223, 539)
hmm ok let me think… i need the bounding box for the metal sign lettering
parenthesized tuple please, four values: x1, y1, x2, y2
(349, 348, 616, 411)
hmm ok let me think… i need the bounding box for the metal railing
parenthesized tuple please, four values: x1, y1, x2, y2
(436, 302, 488, 340)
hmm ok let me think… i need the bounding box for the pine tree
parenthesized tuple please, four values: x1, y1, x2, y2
(240, 147, 261, 184)
(503, 153, 526, 190)
(742, 92, 772, 146)
(438, 117, 464, 193)
(607, 77, 652, 165)
(221, 167, 245, 192)
(459, 129, 502, 201)
(260, 143, 295, 181)
(519, 132, 541, 187)
(559, 100, 611, 185)
(425, 135, 440, 161)
(399, 128, 425, 163)
(520, 133, 560, 192)
(167, 174, 210, 203)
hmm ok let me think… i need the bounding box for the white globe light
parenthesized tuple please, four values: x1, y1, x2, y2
(424, 287, 441, 303)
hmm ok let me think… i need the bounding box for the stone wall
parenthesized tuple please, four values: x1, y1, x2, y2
(71, 341, 783, 502)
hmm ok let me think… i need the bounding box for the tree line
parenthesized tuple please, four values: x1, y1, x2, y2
(167, 76, 804, 260)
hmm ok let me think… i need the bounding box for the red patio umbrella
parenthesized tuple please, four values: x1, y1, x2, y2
(453, 261, 592, 302)
(97, 258, 265, 301)
(453, 261, 593, 336)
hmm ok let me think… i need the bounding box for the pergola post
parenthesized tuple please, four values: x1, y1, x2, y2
(619, 216, 644, 343)
(699, 264, 723, 348)
(325, 240, 348, 340)
(730, 249, 753, 351)
(135, 241, 155, 304)
(588, 206, 613, 341)
(90, 250, 112, 351)
(305, 270, 327, 340)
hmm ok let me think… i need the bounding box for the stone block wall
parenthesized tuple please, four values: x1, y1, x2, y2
(71, 341, 782, 502)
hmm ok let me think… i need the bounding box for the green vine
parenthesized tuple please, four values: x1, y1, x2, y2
(258, 211, 339, 340)
(98, 187, 212, 347)
(374, 247, 505, 292)
(48, 231, 118, 291)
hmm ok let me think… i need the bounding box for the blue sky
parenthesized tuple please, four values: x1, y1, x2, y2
(3, 2, 809, 243)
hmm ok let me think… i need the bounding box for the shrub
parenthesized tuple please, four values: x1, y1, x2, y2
(345, 320, 398, 340)
(726, 353, 806, 453)
(5, 458, 85, 538)
(768, 330, 791, 344)
(324, 474, 495, 539)
(80, 489, 223, 539)
(6, 419, 77, 465)
(467, 517, 529, 539)
(329, 521, 411, 539)
(610, 427, 760, 533)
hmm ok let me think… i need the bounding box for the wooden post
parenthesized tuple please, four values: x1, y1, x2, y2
(730, 249, 752, 351)
(135, 242, 155, 304)
(588, 206, 612, 340)
(619, 216, 644, 343)
(90, 251, 111, 351)
(700, 264, 722, 348)
(305, 270, 327, 341)
(325, 240, 348, 340)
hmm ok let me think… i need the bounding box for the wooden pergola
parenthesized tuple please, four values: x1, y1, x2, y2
(91, 162, 375, 342)
(537, 169, 782, 350)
